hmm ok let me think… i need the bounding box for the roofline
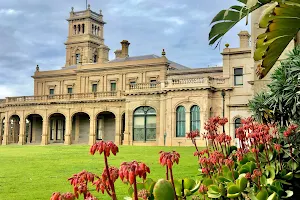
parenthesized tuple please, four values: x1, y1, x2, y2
(167, 67, 223, 75)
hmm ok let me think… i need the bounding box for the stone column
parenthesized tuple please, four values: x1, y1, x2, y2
(41, 117, 49, 145)
(27, 120, 32, 143)
(2, 113, 9, 145)
(123, 103, 131, 145)
(75, 115, 80, 143)
(89, 116, 96, 145)
(18, 116, 26, 145)
(165, 97, 173, 146)
(64, 115, 72, 145)
(0, 119, 2, 145)
(186, 111, 191, 134)
(158, 97, 166, 146)
(114, 110, 121, 145)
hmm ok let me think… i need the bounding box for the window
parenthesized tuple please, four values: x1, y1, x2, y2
(82, 24, 85, 34)
(49, 89, 54, 95)
(190, 105, 200, 131)
(67, 88, 73, 94)
(111, 82, 116, 91)
(133, 106, 156, 141)
(234, 68, 243, 86)
(130, 81, 136, 89)
(176, 106, 186, 137)
(94, 55, 97, 63)
(92, 84, 97, 93)
(73, 25, 77, 34)
(234, 118, 242, 130)
(150, 79, 157, 88)
(92, 24, 94, 34)
(76, 53, 80, 64)
(78, 24, 81, 34)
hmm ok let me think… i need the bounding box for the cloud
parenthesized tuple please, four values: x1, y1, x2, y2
(0, 9, 21, 16)
(0, 0, 249, 98)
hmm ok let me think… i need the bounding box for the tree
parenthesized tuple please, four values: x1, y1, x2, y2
(209, 0, 300, 78)
(249, 46, 300, 126)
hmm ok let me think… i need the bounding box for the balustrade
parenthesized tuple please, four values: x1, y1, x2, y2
(5, 91, 118, 104)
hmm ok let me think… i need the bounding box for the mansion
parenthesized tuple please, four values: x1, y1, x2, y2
(0, 6, 283, 146)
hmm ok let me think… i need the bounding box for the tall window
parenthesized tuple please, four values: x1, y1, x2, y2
(73, 25, 77, 34)
(49, 89, 54, 95)
(76, 53, 80, 64)
(234, 68, 243, 86)
(78, 24, 81, 34)
(94, 55, 97, 63)
(234, 118, 242, 130)
(92, 24, 94, 34)
(176, 106, 186, 137)
(92, 84, 97, 93)
(111, 82, 116, 91)
(133, 106, 156, 141)
(67, 88, 73, 94)
(190, 105, 200, 131)
(82, 24, 85, 34)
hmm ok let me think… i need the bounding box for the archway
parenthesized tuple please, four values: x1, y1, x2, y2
(49, 113, 65, 144)
(1, 118, 4, 144)
(121, 113, 125, 145)
(72, 112, 90, 144)
(9, 115, 20, 144)
(96, 111, 116, 142)
(26, 114, 43, 144)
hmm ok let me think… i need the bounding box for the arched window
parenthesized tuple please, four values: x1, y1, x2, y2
(78, 24, 81, 34)
(94, 54, 97, 63)
(190, 105, 200, 131)
(97, 27, 100, 36)
(74, 25, 77, 34)
(176, 106, 186, 137)
(95, 26, 98, 35)
(234, 118, 242, 130)
(92, 24, 94, 34)
(82, 24, 85, 34)
(133, 106, 156, 141)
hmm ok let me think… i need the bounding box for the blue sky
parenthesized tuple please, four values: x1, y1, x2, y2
(0, 0, 249, 98)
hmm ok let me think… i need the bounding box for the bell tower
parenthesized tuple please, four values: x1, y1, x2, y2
(64, 5, 110, 67)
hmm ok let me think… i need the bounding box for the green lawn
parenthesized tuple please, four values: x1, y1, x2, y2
(0, 145, 198, 200)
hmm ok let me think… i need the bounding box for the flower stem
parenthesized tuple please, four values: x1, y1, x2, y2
(104, 154, 117, 200)
(133, 176, 138, 200)
(166, 166, 169, 180)
(169, 167, 178, 200)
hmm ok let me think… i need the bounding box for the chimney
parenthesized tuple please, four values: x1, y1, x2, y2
(121, 40, 130, 58)
(114, 50, 122, 59)
(238, 31, 250, 48)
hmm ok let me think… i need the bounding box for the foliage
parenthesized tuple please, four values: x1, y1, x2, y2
(209, 0, 300, 78)
(249, 46, 300, 126)
(50, 141, 200, 200)
(190, 116, 300, 200)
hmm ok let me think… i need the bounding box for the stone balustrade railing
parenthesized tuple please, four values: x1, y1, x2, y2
(128, 82, 161, 90)
(5, 92, 119, 104)
(3, 77, 229, 105)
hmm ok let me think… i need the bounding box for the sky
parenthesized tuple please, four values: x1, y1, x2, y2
(0, 0, 250, 98)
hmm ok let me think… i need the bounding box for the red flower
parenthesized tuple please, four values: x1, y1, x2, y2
(274, 144, 281, 152)
(90, 141, 119, 157)
(186, 130, 200, 139)
(199, 184, 208, 194)
(159, 151, 180, 169)
(119, 161, 150, 185)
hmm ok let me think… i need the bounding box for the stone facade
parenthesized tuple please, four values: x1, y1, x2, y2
(0, 6, 291, 146)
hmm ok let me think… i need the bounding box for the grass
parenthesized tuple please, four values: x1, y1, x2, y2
(0, 145, 198, 200)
